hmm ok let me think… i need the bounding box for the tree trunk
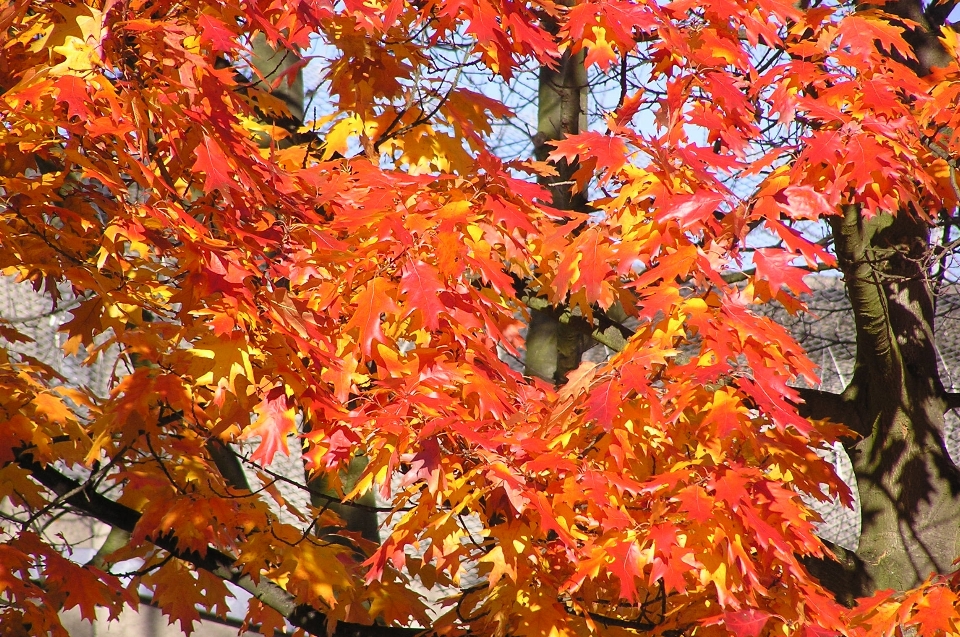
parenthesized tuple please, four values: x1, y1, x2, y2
(800, 0, 960, 599)
(525, 2, 592, 383)
(251, 38, 380, 543)
(833, 206, 960, 594)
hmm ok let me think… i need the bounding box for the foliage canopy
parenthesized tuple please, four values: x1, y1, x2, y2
(3, 0, 960, 635)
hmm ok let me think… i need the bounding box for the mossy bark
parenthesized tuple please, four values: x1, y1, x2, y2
(833, 207, 960, 593)
(799, 0, 960, 598)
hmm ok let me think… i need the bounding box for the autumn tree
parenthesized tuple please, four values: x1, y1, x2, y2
(5, 0, 960, 636)
(792, 0, 960, 607)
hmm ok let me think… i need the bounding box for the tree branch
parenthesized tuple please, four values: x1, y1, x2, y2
(14, 452, 421, 637)
(793, 387, 868, 439)
(523, 294, 633, 353)
(945, 392, 960, 412)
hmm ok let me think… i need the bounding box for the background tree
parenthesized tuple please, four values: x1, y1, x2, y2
(5, 1, 960, 637)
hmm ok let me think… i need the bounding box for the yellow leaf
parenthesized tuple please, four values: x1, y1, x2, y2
(187, 333, 258, 388)
(324, 114, 363, 159)
(480, 545, 517, 587)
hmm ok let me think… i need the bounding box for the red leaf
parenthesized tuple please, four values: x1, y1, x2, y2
(834, 14, 913, 60)
(193, 134, 235, 193)
(198, 14, 237, 52)
(54, 75, 91, 120)
(245, 386, 297, 465)
(399, 260, 447, 331)
(676, 484, 713, 523)
(570, 227, 616, 306)
(753, 249, 810, 296)
(714, 609, 771, 637)
(586, 376, 621, 428)
(711, 466, 753, 509)
(661, 192, 725, 227)
(909, 586, 957, 635)
(344, 277, 398, 357)
(632, 245, 699, 292)
(607, 540, 646, 602)
(781, 186, 833, 220)
(705, 388, 745, 438)
(548, 131, 629, 177)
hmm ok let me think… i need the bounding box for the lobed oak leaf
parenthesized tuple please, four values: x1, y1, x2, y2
(711, 467, 753, 510)
(14, 532, 128, 623)
(61, 296, 104, 355)
(485, 194, 537, 234)
(0, 465, 48, 510)
(480, 545, 517, 588)
(586, 376, 621, 429)
(32, 392, 75, 425)
(571, 227, 617, 307)
(766, 218, 836, 268)
(676, 484, 714, 523)
(704, 388, 747, 438)
(707, 608, 772, 637)
(781, 185, 834, 220)
(399, 260, 447, 331)
(547, 131, 628, 177)
(245, 385, 297, 465)
(835, 14, 913, 60)
(51, 36, 99, 74)
(753, 249, 811, 296)
(193, 134, 235, 194)
(54, 75, 92, 120)
(907, 585, 957, 635)
(59, 562, 127, 623)
(146, 562, 202, 635)
(632, 245, 699, 292)
(197, 14, 237, 52)
(647, 524, 690, 594)
(344, 277, 398, 357)
(661, 191, 726, 227)
(607, 539, 648, 602)
(583, 27, 619, 71)
(324, 114, 363, 159)
(564, 3, 603, 40)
